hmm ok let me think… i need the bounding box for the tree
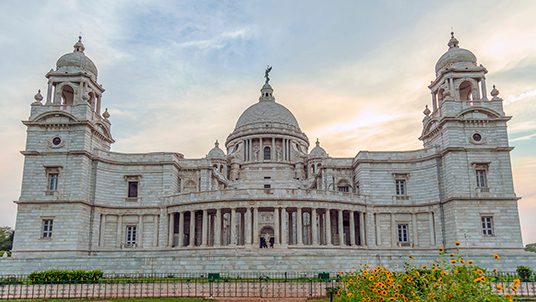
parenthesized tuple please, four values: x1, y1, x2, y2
(0, 227, 14, 251)
(526, 243, 536, 253)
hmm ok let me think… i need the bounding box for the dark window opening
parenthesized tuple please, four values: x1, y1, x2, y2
(128, 181, 139, 198)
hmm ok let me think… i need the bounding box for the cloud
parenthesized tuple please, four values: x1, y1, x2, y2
(0, 1, 535, 246)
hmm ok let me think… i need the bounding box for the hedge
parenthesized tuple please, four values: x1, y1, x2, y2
(28, 269, 103, 284)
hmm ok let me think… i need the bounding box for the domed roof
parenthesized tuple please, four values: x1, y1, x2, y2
(207, 140, 226, 158)
(235, 82, 300, 129)
(309, 139, 327, 158)
(435, 33, 477, 73)
(56, 37, 98, 78)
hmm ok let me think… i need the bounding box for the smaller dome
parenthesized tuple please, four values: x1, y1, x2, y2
(309, 139, 327, 158)
(207, 140, 226, 158)
(56, 37, 98, 78)
(435, 33, 477, 73)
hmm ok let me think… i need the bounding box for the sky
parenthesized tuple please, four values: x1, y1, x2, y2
(0, 1, 535, 244)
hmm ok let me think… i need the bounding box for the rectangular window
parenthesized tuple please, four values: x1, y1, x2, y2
(397, 224, 409, 243)
(476, 169, 487, 188)
(481, 216, 494, 236)
(47, 173, 59, 191)
(125, 225, 137, 246)
(395, 179, 406, 196)
(128, 181, 139, 198)
(338, 186, 349, 192)
(264, 184, 271, 189)
(42, 219, 53, 238)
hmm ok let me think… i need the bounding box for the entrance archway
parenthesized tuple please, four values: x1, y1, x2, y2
(259, 226, 274, 248)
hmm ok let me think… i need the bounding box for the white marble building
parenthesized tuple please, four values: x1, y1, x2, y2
(5, 33, 533, 273)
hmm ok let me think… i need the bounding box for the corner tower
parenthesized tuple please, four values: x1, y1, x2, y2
(419, 33, 522, 250)
(13, 37, 113, 256)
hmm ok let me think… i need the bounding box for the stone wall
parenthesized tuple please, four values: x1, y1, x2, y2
(1, 249, 535, 275)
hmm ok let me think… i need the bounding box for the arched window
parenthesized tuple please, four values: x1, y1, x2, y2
(61, 85, 74, 106)
(263, 146, 271, 160)
(459, 81, 473, 101)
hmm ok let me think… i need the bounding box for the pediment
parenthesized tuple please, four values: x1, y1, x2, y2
(31, 111, 80, 124)
(456, 107, 501, 119)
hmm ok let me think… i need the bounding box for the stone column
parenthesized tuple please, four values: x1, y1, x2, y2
(168, 213, 175, 247)
(274, 207, 280, 247)
(360, 212, 366, 246)
(46, 81, 53, 105)
(412, 213, 418, 247)
(253, 208, 259, 247)
(375, 213, 382, 246)
(244, 208, 251, 246)
(296, 208, 303, 245)
(230, 208, 237, 245)
(281, 208, 288, 247)
(311, 208, 318, 246)
(481, 78, 488, 100)
(271, 137, 275, 160)
(349, 211, 356, 246)
(178, 212, 184, 247)
(189, 211, 196, 247)
(138, 215, 144, 248)
(116, 215, 122, 248)
(432, 92, 437, 111)
(326, 210, 332, 246)
(202, 210, 208, 247)
(249, 139, 252, 162)
(214, 209, 222, 246)
(338, 210, 344, 246)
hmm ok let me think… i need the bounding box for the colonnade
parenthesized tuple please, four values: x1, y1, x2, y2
(167, 207, 366, 248)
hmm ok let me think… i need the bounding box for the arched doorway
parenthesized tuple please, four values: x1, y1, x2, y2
(259, 226, 274, 248)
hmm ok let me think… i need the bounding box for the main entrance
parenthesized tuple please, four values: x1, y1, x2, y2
(259, 226, 274, 248)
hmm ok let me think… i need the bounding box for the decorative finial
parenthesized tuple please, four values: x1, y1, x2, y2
(316, 138, 320, 146)
(102, 108, 110, 119)
(33, 89, 43, 103)
(490, 85, 502, 101)
(215, 140, 219, 147)
(73, 36, 85, 53)
(264, 65, 272, 84)
(423, 105, 431, 116)
(448, 31, 459, 49)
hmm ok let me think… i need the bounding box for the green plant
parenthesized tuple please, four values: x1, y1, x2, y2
(28, 269, 103, 284)
(337, 242, 517, 301)
(516, 265, 533, 282)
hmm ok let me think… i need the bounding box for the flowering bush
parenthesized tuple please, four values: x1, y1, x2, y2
(336, 243, 519, 301)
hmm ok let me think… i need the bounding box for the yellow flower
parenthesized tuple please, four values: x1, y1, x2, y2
(467, 260, 474, 265)
(476, 269, 484, 275)
(450, 259, 457, 264)
(441, 270, 448, 276)
(347, 292, 354, 297)
(496, 284, 504, 291)
(409, 255, 415, 259)
(438, 246, 445, 252)
(421, 265, 427, 269)
(493, 254, 501, 260)
(513, 278, 520, 285)
(454, 241, 460, 246)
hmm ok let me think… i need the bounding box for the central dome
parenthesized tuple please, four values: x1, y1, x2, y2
(234, 82, 300, 130)
(235, 101, 300, 129)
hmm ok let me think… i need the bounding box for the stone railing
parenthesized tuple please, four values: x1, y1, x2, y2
(164, 188, 366, 206)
